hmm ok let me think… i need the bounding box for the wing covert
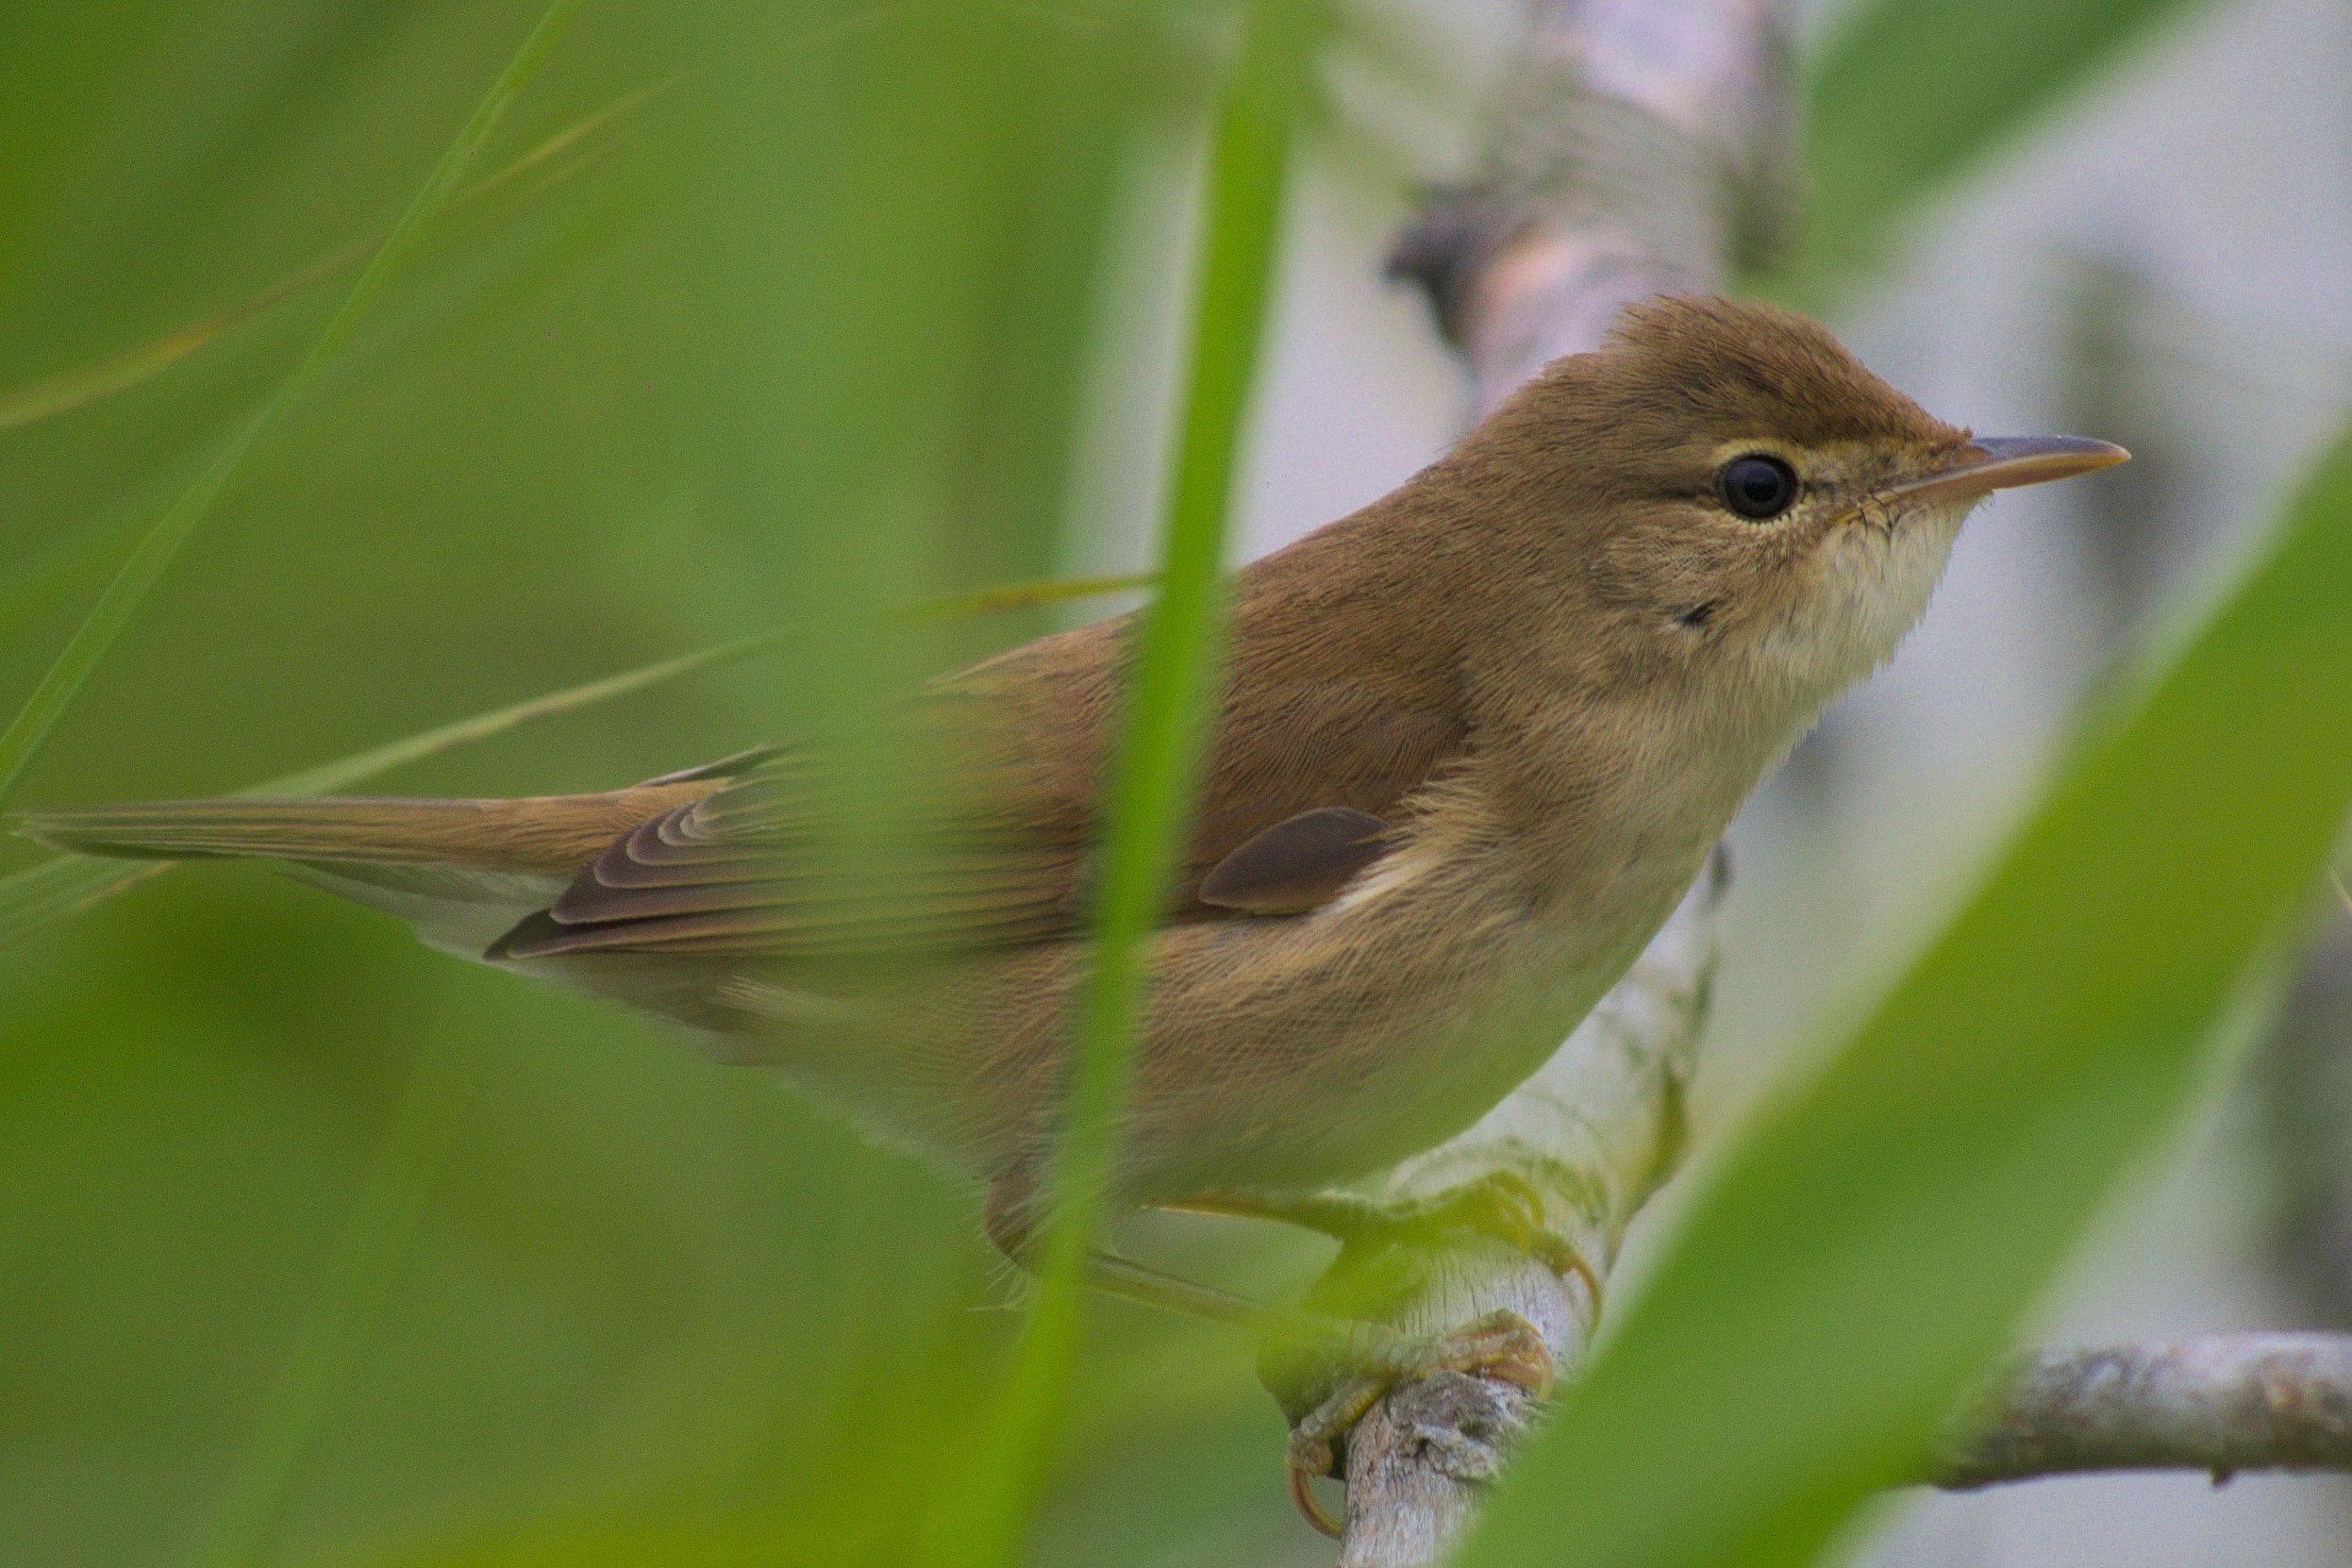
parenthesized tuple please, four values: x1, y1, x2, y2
(492, 596, 1470, 961)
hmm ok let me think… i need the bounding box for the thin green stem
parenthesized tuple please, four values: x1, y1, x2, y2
(926, 6, 1316, 1562)
(0, 3, 961, 440)
(0, 0, 584, 811)
(187, 1026, 473, 1568)
(0, 571, 1151, 951)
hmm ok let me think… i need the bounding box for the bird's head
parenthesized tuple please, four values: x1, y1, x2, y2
(1465, 294, 2126, 710)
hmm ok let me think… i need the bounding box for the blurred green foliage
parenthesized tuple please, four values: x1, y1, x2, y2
(0, 0, 581, 809)
(0, 3, 1323, 1564)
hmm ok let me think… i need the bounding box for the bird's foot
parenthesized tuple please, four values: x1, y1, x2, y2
(1374, 1173, 1604, 1304)
(1279, 1308, 1555, 1537)
(1178, 1172, 1603, 1305)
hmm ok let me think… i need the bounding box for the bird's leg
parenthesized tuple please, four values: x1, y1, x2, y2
(981, 1168, 1320, 1335)
(1162, 1170, 1604, 1306)
(1086, 1247, 1290, 1331)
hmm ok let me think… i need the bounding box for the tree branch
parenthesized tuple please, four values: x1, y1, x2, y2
(1934, 1336, 2352, 1489)
(1389, 0, 1796, 417)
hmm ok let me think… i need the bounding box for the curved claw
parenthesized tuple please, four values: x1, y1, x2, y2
(1276, 1309, 1556, 1537)
(1289, 1457, 1344, 1537)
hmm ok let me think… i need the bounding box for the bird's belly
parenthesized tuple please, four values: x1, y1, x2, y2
(744, 842, 1702, 1206)
(1107, 855, 1695, 1203)
(1128, 944, 1621, 1201)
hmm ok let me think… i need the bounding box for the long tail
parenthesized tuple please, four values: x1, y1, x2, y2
(18, 782, 716, 874)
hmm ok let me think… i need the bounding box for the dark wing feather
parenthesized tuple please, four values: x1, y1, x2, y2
(492, 755, 1091, 959)
(1197, 807, 1390, 914)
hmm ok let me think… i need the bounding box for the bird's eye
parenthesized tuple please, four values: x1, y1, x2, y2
(1717, 454, 1798, 520)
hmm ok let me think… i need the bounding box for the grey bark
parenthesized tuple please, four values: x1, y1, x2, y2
(1935, 1336, 2352, 1489)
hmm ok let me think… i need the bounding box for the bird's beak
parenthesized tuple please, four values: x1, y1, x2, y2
(1884, 435, 2129, 505)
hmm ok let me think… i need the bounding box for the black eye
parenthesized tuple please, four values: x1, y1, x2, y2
(1717, 454, 1797, 520)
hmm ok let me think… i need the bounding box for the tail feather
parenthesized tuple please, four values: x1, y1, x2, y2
(282, 861, 569, 959)
(18, 781, 719, 875)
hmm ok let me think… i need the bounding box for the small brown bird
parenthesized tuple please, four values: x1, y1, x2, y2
(24, 292, 2121, 1353)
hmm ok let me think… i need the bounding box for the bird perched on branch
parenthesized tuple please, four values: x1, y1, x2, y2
(24, 293, 2123, 1505)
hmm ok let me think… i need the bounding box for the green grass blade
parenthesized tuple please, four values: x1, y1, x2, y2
(187, 1026, 475, 1568)
(0, 641, 769, 952)
(920, 8, 1317, 1563)
(0, 856, 174, 950)
(0, 0, 584, 812)
(0, 572, 1149, 951)
(0, 75, 671, 437)
(1787, 0, 2208, 302)
(262, 573, 1152, 798)
(1459, 425, 2352, 1567)
(898, 570, 1153, 625)
(0, 246, 366, 435)
(0, 5, 939, 440)
(259, 637, 787, 800)
(0, 517, 141, 641)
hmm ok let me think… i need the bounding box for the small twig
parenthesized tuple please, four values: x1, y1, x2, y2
(1935, 1336, 2352, 1490)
